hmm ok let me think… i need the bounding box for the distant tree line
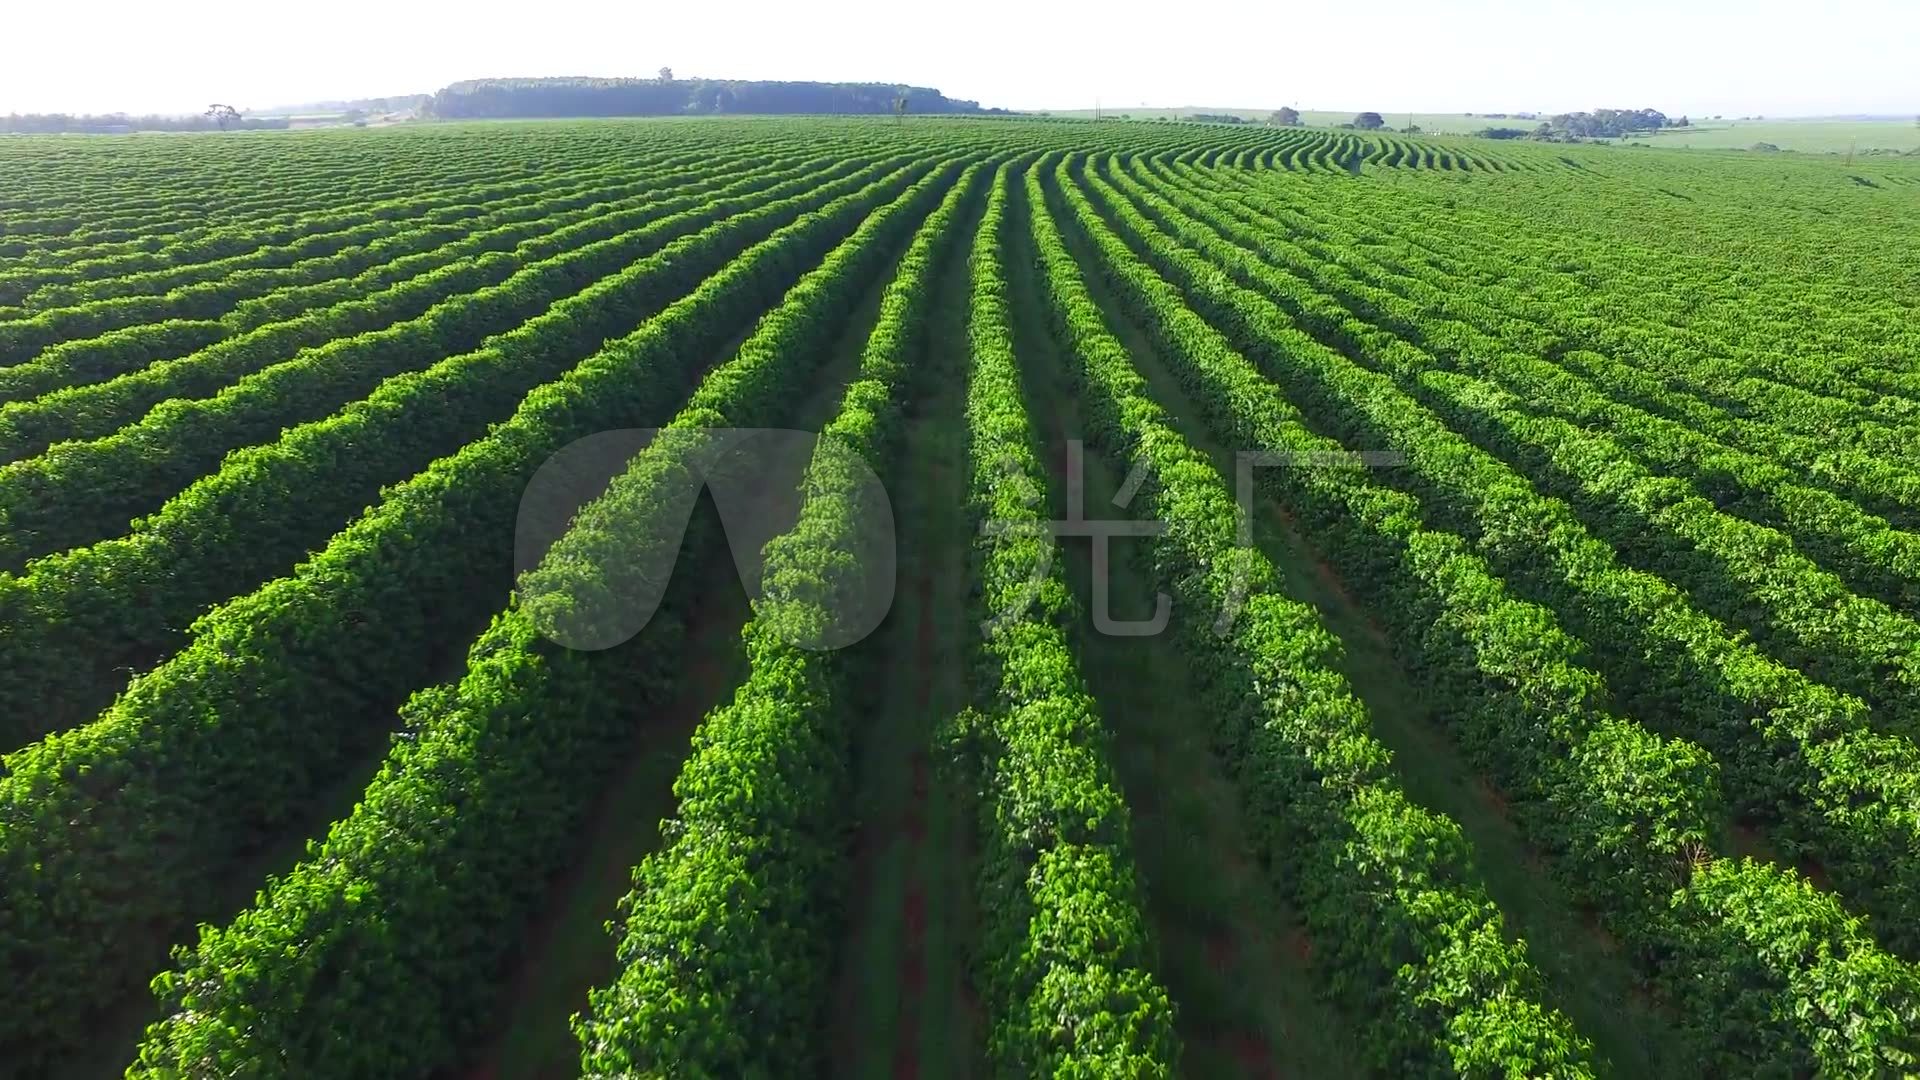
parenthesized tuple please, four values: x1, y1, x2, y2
(1477, 107, 1690, 143)
(425, 78, 1000, 120)
(1261, 109, 1394, 131)
(1186, 113, 1250, 124)
(2, 112, 290, 134)
(1547, 108, 1685, 137)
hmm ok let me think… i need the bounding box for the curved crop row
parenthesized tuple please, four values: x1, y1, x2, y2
(131, 155, 976, 1080)
(0, 144, 784, 406)
(572, 156, 983, 1079)
(1135, 159, 1920, 741)
(15, 179, 576, 313)
(0, 167, 653, 353)
(1161, 159, 1920, 617)
(12, 147, 724, 307)
(0, 150, 832, 447)
(1217, 165, 1920, 470)
(0, 142, 675, 297)
(0, 156, 910, 749)
(1061, 152, 1920, 1075)
(1105, 156, 1920, 959)
(0, 151, 858, 568)
(1033, 156, 1596, 1076)
(0, 157, 937, 1073)
(0, 139, 554, 242)
(1176, 157, 1920, 524)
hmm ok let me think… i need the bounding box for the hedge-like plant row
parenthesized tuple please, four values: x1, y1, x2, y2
(1199, 164, 1920, 501)
(1121, 158, 1920, 743)
(1320, 170, 1920, 434)
(570, 155, 984, 1078)
(1163, 156, 1920, 599)
(1060, 152, 1920, 1073)
(0, 136, 558, 240)
(1199, 159, 1920, 425)
(13, 146, 724, 308)
(0, 157, 935, 1073)
(1159, 158, 1920, 618)
(15, 177, 578, 312)
(0, 144, 798, 377)
(0, 165, 654, 356)
(0, 155, 902, 749)
(1182, 153, 1920, 553)
(16, 143, 756, 313)
(0, 143, 788, 405)
(0, 151, 858, 568)
(947, 157, 1182, 1077)
(0, 139, 671, 298)
(0, 155, 529, 269)
(0, 152, 833, 448)
(1033, 155, 1596, 1076)
(1096, 158, 1920, 961)
(129, 154, 976, 1080)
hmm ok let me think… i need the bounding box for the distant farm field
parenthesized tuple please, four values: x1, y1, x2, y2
(1048, 106, 1512, 133)
(1050, 106, 1920, 154)
(5, 116, 1920, 1078)
(1637, 117, 1920, 153)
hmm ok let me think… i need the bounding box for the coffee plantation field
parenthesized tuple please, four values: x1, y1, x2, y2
(4, 115, 1920, 1078)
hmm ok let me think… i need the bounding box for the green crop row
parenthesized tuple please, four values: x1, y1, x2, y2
(0, 144, 781, 407)
(0, 151, 850, 568)
(573, 155, 982, 1078)
(1067, 152, 1920, 1074)
(0, 156, 671, 343)
(0, 155, 899, 749)
(13, 145, 732, 307)
(1107, 156, 1920, 961)
(946, 157, 1181, 1077)
(1125, 159, 1920, 747)
(131, 155, 975, 1080)
(1037, 154, 1596, 1076)
(0, 133, 645, 274)
(1159, 158, 1920, 621)
(0, 158, 933, 1072)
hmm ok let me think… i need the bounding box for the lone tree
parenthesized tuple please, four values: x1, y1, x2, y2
(1268, 106, 1302, 126)
(893, 94, 908, 123)
(1353, 111, 1386, 130)
(658, 66, 673, 82)
(204, 104, 241, 131)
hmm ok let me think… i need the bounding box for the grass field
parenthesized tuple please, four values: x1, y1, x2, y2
(1636, 117, 1920, 153)
(4, 115, 1920, 1077)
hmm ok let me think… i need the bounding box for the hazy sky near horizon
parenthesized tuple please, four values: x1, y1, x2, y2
(4, 0, 1914, 118)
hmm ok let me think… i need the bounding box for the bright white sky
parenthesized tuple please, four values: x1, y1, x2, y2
(3, 0, 1914, 118)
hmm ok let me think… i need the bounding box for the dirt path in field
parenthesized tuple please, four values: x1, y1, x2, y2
(887, 572, 939, 1080)
(827, 189, 985, 1080)
(460, 570, 749, 1080)
(462, 225, 917, 1080)
(1058, 161, 1695, 1076)
(1005, 169, 1357, 1078)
